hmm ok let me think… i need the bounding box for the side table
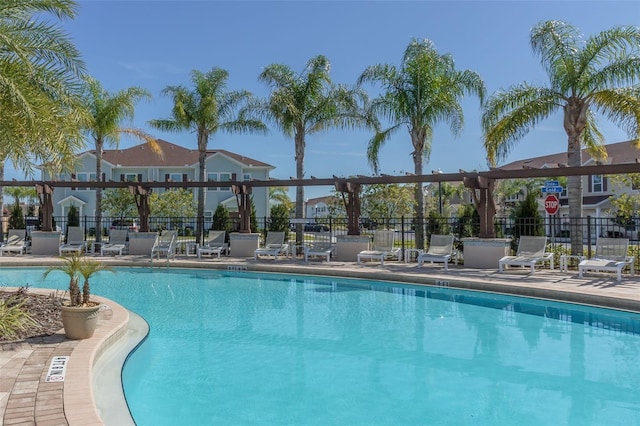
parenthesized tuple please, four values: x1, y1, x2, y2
(404, 248, 423, 263)
(559, 254, 585, 272)
(185, 242, 199, 256)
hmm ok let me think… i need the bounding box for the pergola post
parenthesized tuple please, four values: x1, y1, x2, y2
(129, 185, 151, 232)
(232, 184, 252, 233)
(35, 184, 54, 232)
(335, 181, 361, 235)
(464, 176, 496, 238)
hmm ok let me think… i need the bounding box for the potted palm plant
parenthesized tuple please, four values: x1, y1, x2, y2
(43, 254, 114, 339)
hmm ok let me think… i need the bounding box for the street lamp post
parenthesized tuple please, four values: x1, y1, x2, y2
(432, 168, 443, 215)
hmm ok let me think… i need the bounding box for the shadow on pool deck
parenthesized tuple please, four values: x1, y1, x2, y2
(1, 253, 639, 425)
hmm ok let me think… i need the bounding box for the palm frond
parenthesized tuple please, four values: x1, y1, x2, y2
(482, 85, 561, 165)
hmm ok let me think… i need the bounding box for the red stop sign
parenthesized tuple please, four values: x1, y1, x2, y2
(544, 194, 559, 215)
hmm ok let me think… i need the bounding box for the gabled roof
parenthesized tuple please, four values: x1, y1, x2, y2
(306, 195, 333, 206)
(499, 140, 640, 170)
(83, 139, 273, 169)
(57, 195, 86, 205)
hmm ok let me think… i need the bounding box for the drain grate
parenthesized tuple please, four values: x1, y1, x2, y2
(45, 356, 69, 382)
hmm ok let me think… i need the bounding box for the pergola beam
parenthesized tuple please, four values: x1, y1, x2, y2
(2, 163, 638, 190)
(4, 162, 639, 240)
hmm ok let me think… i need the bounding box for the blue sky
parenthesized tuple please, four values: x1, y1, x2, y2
(13, 1, 639, 200)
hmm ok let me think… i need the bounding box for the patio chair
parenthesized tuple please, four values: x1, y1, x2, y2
(578, 237, 635, 283)
(101, 229, 129, 256)
(417, 234, 456, 270)
(151, 230, 177, 262)
(59, 226, 86, 256)
(254, 231, 289, 261)
(357, 230, 401, 265)
(304, 232, 334, 262)
(0, 229, 28, 256)
(197, 230, 228, 259)
(498, 236, 553, 273)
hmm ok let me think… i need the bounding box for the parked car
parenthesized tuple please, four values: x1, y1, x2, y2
(359, 218, 378, 230)
(304, 223, 329, 232)
(110, 219, 139, 233)
(602, 218, 639, 240)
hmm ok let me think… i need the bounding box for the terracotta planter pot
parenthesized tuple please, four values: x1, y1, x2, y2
(60, 303, 101, 340)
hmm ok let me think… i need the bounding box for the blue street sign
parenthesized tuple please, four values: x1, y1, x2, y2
(545, 180, 560, 187)
(541, 186, 563, 193)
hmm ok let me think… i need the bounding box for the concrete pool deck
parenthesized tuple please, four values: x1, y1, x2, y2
(1, 253, 640, 425)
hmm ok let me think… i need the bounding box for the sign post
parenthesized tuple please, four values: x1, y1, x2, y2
(541, 181, 563, 242)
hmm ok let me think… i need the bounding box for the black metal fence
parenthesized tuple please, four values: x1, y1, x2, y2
(3, 214, 639, 268)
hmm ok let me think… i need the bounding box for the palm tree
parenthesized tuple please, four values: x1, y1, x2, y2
(358, 39, 485, 249)
(255, 55, 375, 243)
(149, 68, 267, 242)
(482, 21, 640, 255)
(269, 187, 293, 213)
(0, 0, 88, 229)
(83, 76, 160, 242)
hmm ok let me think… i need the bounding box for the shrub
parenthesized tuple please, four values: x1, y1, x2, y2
(8, 203, 25, 230)
(269, 204, 291, 242)
(212, 204, 231, 232)
(511, 191, 544, 251)
(67, 204, 80, 227)
(0, 295, 37, 341)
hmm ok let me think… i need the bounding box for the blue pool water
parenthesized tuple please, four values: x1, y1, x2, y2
(3, 267, 640, 425)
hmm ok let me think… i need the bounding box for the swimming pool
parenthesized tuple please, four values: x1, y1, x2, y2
(5, 267, 640, 425)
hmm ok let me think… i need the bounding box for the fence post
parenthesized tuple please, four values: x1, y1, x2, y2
(401, 216, 405, 258)
(587, 215, 592, 258)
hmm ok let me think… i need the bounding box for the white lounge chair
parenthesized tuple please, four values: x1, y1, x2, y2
(0, 229, 28, 256)
(304, 232, 334, 262)
(198, 230, 228, 259)
(151, 230, 177, 262)
(101, 229, 129, 256)
(254, 231, 289, 261)
(578, 237, 635, 283)
(417, 234, 456, 270)
(499, 236, 553, 273)
(357, 230, 401, 265)
(59, 226, 86, 256)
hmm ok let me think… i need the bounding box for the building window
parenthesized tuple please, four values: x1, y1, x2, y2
(74, 173, 96, 191)
(207, 173, 218, 191)
(207, 173, 232, 191)
(219, 173, 231, 191)
(204, 211, 213, 228)
(592, 175, 603, 193)
(168, 173, 182, 182)
(243, 173, 251, 181)
(125, 173, 138, 182)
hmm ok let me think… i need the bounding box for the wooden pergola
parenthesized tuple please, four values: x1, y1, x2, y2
(5, 162, 640, 239)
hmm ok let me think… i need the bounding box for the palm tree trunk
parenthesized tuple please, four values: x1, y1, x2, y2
(197, 132, 208, 244)
(564, 101, 588, 256)
(95, 140, 103, 243)
(411, 131, 426, 249)
(295, 131, 305, 245)
(413, 152, 425, 249)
